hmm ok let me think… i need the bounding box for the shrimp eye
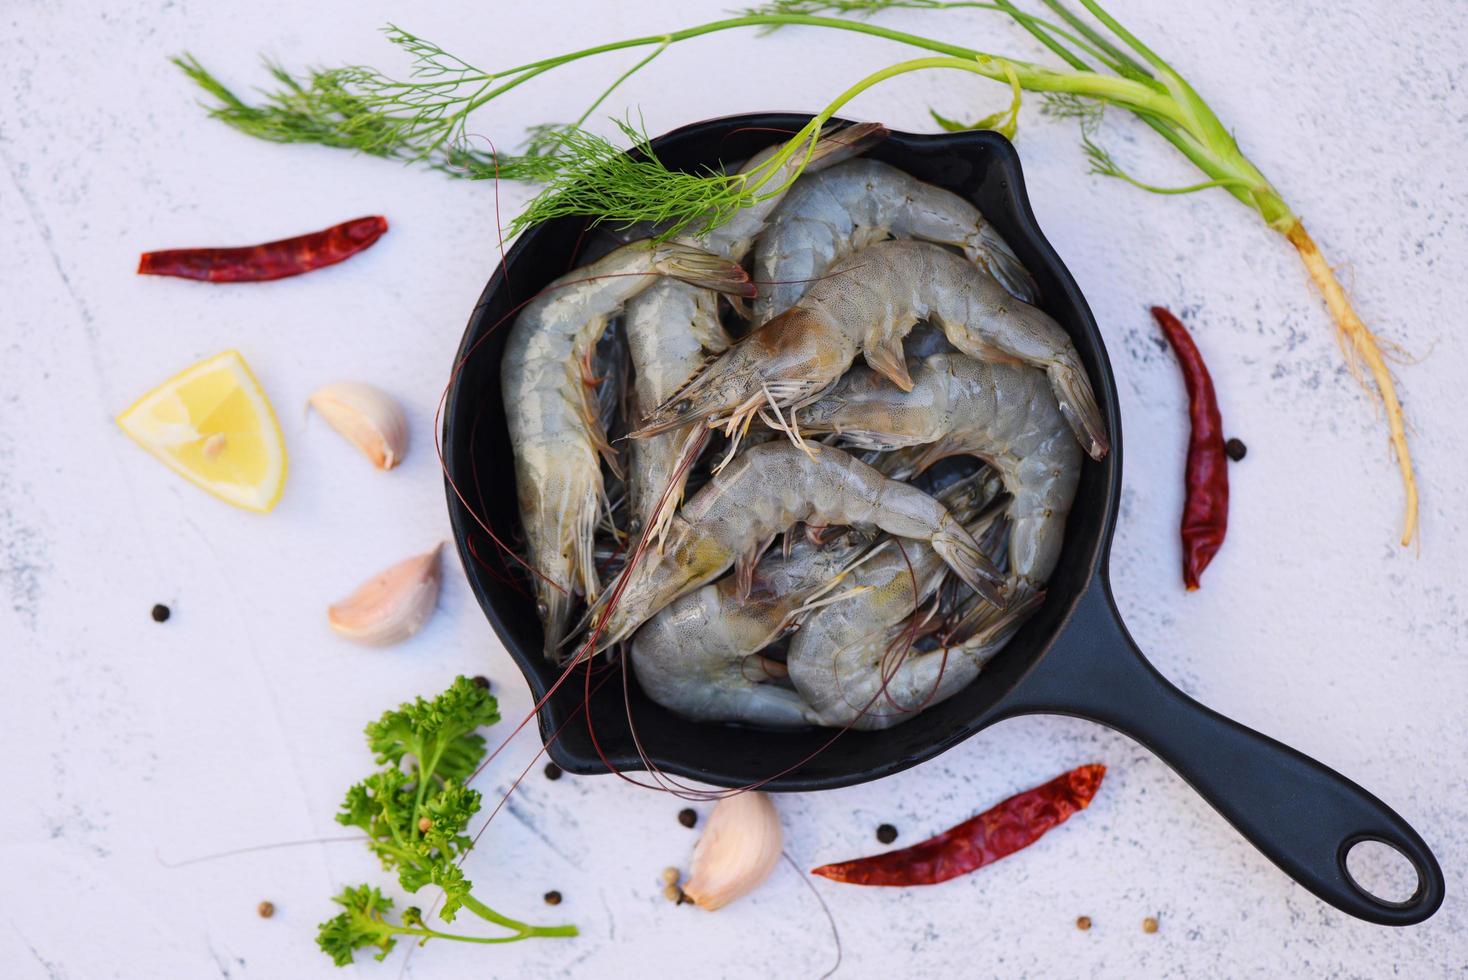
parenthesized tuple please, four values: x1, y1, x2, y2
(673, 398, 692, 415)
(536, 601, 549, 618)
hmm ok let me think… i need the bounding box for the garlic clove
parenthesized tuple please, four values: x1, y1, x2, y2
(308, 381, 409, 470)
(328, 543, 443, 646)
(682, 792, 782, 911)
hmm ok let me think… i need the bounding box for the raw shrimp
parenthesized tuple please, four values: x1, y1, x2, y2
(791, 581, 1042, 731)
(624, 283, 722, 542)
(634, 240, 1108, 461)
(588, 441, 1005, 650)
(625, 123, 887, 545)
(786, 469, 1039, 730)
(591, 318, 632, 528)
(630, 528, 873, 727)
(797, 353, 1083, 594)
(751, 158, 1036, 325)
(503, 239, 754, 660)
(785, 472, 1019, 730)
(700, 121, 888, 263)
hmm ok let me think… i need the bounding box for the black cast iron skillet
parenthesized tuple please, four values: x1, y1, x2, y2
(444, 113, 1444, 926)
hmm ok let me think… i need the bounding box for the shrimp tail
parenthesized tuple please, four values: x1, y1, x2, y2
(953, 587, 1046, 654)
(721, 292, 752, 326)
(875, 436, 967, 480)
(807, 120, 889, 167)
(862, 335, 915, 391)
(973, 505, 1012, 563)
(643, 425, 708, 553)
(968, 226, 1039, 306)
(734, 532, 777, 600)
(1047, 355, 1110, 460)
(935, 468, 1007, 525)
(652, 242, 757, 298)
(539, 589, 573, 662)
(931, 517, 1007, 607)
(866, 444, 927, 479)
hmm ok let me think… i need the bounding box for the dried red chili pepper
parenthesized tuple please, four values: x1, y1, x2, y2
(1151, 306, 1229, 590)
(811, 764, 1105, 886)
(138, 215, 388, 282)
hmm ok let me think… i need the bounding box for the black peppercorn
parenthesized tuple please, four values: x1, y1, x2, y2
(677, 808, 697, 829)
(544, 890, 562, 906)
(472, 675, 491, 689)
(1224, 437, 1247, 461)
(876, 823, 898, 844)
(544, 762, 563, 781)
(151, 603, 171, 623)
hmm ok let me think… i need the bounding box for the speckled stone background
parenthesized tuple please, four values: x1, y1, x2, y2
(3, 1, 1466, 977)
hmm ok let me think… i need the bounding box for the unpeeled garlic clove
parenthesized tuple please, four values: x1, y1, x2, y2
(682, 792, 782, 911)
(328, 543, 443, 646)
(309, 381, 408, 470)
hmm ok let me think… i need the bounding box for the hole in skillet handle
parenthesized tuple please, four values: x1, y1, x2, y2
(1341, 836, 1427, 908)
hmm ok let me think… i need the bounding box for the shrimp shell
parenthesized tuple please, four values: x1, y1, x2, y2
(624, 122, 888, 546)
(786, 473, 1037, 730)
(751, 158, 1036, 325)
(790, 582, 1043, 731)
(629, 529, 873, 727)
(503, 239, 753, 660)
(635, 240, 1108, 461)
(797, 353, 1083, 591)
(587, 441, 1005, 650)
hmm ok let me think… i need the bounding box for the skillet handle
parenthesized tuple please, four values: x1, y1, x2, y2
(997, 577, 1444, 925)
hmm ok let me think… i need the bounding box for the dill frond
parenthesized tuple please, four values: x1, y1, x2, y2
(500, 120, 749, 239)
(1080, 131, 1256, 196)
(174, 25, 504, 171)
(1041, 92, 1103, 134)
(1079, 131, 1124, 179)
(174, 41, 754, 241)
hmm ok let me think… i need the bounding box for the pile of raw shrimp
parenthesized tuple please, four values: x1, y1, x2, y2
(503, 122, 1108, 732)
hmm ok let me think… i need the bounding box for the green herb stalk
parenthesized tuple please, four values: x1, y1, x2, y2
(317, 677, 575, 967)
(176, 0, 1418, 545)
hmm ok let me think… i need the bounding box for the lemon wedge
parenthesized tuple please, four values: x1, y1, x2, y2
(117, 350, 287, 512)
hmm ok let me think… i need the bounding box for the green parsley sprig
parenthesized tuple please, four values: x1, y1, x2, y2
(317, 677, 576, 967)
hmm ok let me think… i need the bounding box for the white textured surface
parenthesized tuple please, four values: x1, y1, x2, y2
(3, 1, 1467, 977)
